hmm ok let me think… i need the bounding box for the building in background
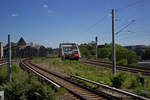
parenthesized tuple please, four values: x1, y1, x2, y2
(124, 45, 147, 56)
(4, 37, 48, 58)
(0, 42, 3, 58)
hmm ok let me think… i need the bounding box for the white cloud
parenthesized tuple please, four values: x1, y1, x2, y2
(43, 4, 48, 8)
(44, 40, 48, 42)
(11, 13, 18, 17)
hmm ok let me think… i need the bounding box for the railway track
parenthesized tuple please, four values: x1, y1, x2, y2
(81, 59, 150, 76)
(0, 59, 7, 62)
(0, 59, 7, 66)
(20, 59, 119, 100)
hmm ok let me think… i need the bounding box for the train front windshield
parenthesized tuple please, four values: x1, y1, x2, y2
(74, 51, 78, 54)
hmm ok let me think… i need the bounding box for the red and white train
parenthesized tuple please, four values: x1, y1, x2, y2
(59, 43, 81, 60)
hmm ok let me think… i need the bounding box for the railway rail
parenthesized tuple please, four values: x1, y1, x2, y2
(81, 59, 150, 76)
(87, 59, 150, 70)
(20, 59, 120, 100)
(0, 59, 8, 66)
(0, 59, 7, 62)
(70, 75, 149, 100)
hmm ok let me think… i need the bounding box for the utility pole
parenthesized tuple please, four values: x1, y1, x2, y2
(8, 34, 12, 82)
(95, 36, 98, 60)
(112, 9, 116, 74)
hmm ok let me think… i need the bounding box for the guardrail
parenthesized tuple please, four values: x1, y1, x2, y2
(70, 75, 149, 100)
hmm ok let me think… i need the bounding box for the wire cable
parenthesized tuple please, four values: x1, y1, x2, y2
(116, 0, 146, 12)
(86, 12, 111, 31)
(116, 20, 135, 35)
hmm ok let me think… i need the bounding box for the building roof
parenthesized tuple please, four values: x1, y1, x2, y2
(17, 37, 26, 46)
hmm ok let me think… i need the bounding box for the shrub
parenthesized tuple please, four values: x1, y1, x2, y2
(0, 65, 67, 100)
(146, 78, 150, 91)
(130, 72, 142, 89)
(1, 80, 56, 100)
(0, 67, 8, 85)
(117, 59, 128, 65)
(110, 72, 127, 88)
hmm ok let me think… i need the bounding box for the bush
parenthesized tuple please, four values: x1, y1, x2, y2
(146, 78, 150, 91)
(0, 67, 8, 85)
(110, 72, 127, 88)
(1, 81, 56, 100)
(130, 72, 142, 89)
(0, 65, 67, 100)
(117, 59, 128, 65)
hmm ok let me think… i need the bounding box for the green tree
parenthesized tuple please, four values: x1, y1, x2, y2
(79, 42, 96, 58)
(114, 45, 137, 66)
(98, 47, 111, 58)
(116, 45, 128, 61)
(79, 42, 138, 66)
(127, 50, 138, 66)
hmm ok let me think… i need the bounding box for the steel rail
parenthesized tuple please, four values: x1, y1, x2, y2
(0, 59, 8, 66)
(70, 75, 149, 100)
(86, 59, 150, 71)
(0, 59, 15, 67)
(0, 59, 7, 61)
(0, 62, 8, 66)
(21, 59, 120, 100)
(82, 60, 150, 76)
(20, 61, 61, 88)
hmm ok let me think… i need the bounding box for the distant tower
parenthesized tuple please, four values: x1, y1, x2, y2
(17, 37, 26, 46)
(0, 42, 3, 58)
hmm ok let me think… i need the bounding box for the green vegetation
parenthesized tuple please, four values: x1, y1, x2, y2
(34, 57, 112, 86)
(0, 65, 67, 100)
(142, 46, 150, 60)
(79, 42, 138, 66)
(33, 57, 150, 98)
(79, 42, 96, 59)
(110, 72, 127, 88)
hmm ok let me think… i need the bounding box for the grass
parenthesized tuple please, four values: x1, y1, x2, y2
(33, 57, 150, 98)
(0, 64, 67, 100)
(34, 57, 113, 85)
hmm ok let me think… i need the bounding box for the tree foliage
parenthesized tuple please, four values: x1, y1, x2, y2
(98, 47, 111, 59)
(79, 42, 138, 66)
(79, 42, 96, 59)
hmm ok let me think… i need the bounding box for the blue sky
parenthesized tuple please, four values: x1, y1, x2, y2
(0, 0, 150, 48)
